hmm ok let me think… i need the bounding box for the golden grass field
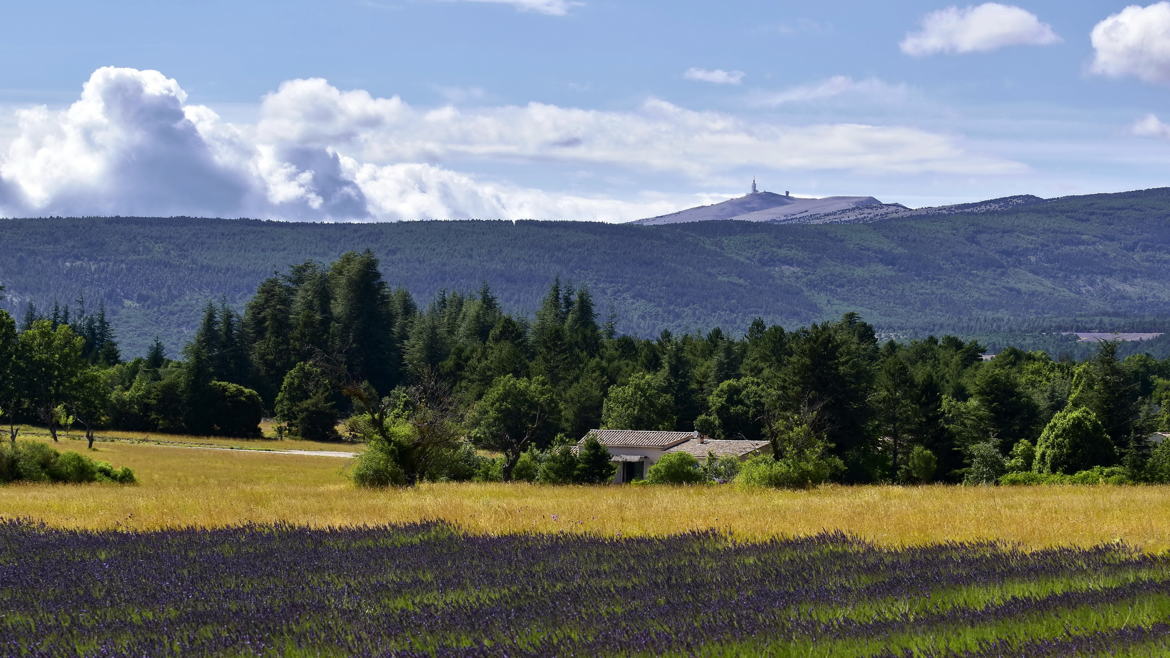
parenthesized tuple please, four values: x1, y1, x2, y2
(4, 430, 1170, 552)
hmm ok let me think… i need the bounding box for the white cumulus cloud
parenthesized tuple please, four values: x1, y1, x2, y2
(1131, 113, 1170, 137)
(0, 67, 1026, 221)
(1091, 3, 1170, 84)
(901, 3, 1060, 56)
(684, 68, 746, 85)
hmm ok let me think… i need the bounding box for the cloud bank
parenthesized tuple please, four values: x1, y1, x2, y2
(901, 3, 1060, 56)
(1091, 2, 1170, 84)
(0, 67, 1023, 221)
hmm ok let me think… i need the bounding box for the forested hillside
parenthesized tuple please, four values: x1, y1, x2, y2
(4, 187, 1170, 356)
(6, 251, 1170, 488)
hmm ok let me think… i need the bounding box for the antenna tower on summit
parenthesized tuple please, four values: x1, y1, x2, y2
(751, 179, 758, 194)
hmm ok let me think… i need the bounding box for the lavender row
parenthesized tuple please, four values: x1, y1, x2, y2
(1, 520, 1168, 656)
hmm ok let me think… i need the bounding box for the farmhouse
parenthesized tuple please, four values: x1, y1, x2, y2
(579, 429, 771, 483)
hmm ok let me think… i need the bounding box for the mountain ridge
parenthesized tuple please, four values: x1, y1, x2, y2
(3, 187, 1170, 356)
(630, 187, 1049, 226)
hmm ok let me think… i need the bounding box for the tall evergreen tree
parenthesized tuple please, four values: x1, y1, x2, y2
(780, 321, 874, 481)
(871, 351, 918, 476)
(244, 276, 295, 402)
(564, 288, 601, 360)
(290, 264, 333, 361)
(329, 250, 399, 392)
(532, 279, 571, 386)
(0, 311, 19, 442)
(145, 338, 168, 371)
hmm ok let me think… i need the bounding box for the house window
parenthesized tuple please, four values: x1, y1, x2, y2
(622, 461, 645, 482)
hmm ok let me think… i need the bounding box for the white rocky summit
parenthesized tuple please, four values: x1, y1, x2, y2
(630, 182, 1045, 226)
(630, 181, 900, 225)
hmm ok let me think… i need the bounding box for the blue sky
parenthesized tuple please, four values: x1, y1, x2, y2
(0, 1, 1168, 220)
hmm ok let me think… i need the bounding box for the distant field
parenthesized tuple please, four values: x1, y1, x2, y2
(1066, 332, 1164, 343)
(17, 425, 357, 453)
(5, 434, 1170, 552)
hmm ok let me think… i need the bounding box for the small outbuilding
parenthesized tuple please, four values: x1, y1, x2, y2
(579, 429, 772, 483)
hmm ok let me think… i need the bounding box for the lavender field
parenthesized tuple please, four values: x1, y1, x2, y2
(2, 520, 1169, 657)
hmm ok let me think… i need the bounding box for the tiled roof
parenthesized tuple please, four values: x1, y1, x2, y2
(665, 439, 771, 459)
(581, 429, 699, 449)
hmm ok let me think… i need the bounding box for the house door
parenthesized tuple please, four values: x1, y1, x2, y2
(622, 461, 645, 483)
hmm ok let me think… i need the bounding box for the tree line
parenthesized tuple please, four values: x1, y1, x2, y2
(4, 250, 1170, 486)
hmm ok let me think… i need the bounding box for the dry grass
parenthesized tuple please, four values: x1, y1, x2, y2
(3, 435, 1169, 552)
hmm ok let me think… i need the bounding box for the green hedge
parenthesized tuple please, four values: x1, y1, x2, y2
(0, 442, 136, 484)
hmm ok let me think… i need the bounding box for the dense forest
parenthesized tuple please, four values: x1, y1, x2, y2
(5, 250, 1170, 487)
(5, 188, 1170, 357)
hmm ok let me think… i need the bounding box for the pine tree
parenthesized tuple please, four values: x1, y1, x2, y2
(182, 342, 216, 435)
(659, 339, 699, 430)
(329, 251, 400, 392)
(244, 276, 295, 402)
(564, 288, 601, 360)
(575, 435, 616, 483)
(145, 338, 167, 370)
(404, 314, 449, 382)
(532, 279, 571, 386)
(217, 303, 251, 387)
(290, 264, 333, 361)
(871, 353, 917, 475)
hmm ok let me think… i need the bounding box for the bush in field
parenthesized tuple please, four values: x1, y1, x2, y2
(346, 383, 466, 486)
(0, 442, 134, 485)
(1005, 439, 1035, 473)
(351, 440, 407, 488)
(427, 442, 485, 483)
(275, 362, 340, 442)
(765, 419, 844, 488)
(49, 451, 96, 483)
(208, 381, 264, 438)
(1034, 407, 1115, 475)
(646, 452, 705, 485)
(510, 451, 541, 482)
(702, 455, 742, 483)
(735, 454, 837, 489)
(476, 456, 505, 482)
(1147, 440, 1170, 483)
(538, 446, 580, 484)
(575, 436, 616, 484)
(964, 441, 1006, 485)
(999, 466, 1130, 486)
(901, 446, 938, 484)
